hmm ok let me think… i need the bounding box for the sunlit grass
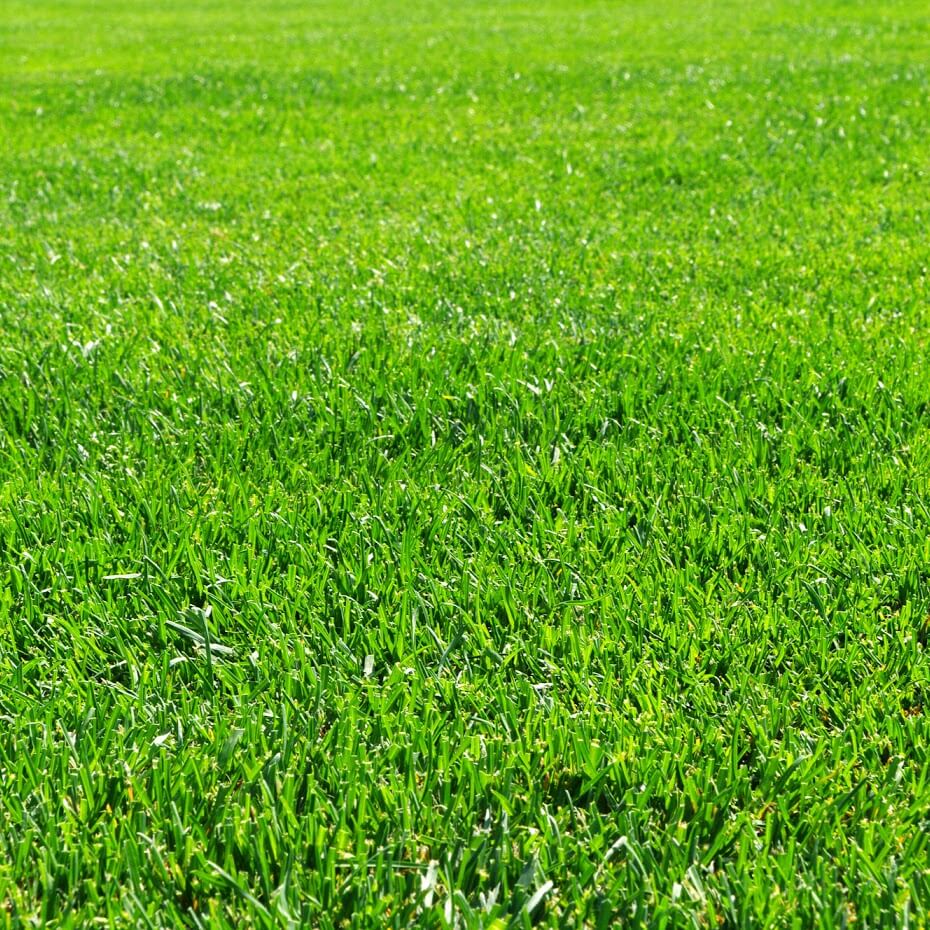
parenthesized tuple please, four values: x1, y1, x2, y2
(2, 0, 930, 926)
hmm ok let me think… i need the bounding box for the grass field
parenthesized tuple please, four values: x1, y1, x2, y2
(3, 0, 930, 926)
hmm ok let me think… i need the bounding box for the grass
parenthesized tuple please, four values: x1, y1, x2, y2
(2, 0, 930, 925)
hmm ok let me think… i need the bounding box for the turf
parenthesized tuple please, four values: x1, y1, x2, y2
(2, 0, 930, 926)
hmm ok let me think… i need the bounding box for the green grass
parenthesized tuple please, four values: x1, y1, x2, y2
(2, 0, 930, 926)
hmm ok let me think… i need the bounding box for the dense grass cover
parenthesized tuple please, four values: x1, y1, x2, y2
(2, 0, 930, 926)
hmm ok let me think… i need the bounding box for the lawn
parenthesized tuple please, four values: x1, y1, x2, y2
(2, 0, 930, 926)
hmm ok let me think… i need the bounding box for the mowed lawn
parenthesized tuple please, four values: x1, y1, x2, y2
(2, 0, 930, 926)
